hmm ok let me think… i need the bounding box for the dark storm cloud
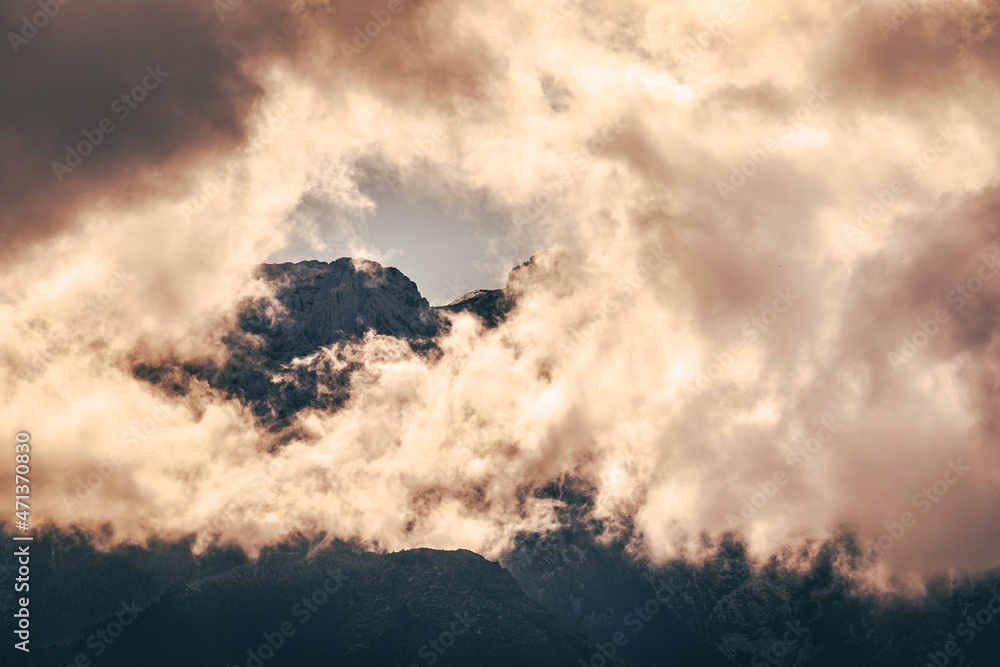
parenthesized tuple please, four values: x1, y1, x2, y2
(0, 0, 502, 255)
(836, 184, 1000, 373)
(820, 0, 1000, 105)
(0, 0, 264, 251)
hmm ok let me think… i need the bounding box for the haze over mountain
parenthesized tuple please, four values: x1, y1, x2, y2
(3, 253, 999, 665)
(9, 258, 994, 666)
(130, 257, 516, 433)
(4, 0, 1000, 663)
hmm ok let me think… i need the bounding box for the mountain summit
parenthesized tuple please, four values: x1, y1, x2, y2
(132, 257, 519, 430)
(247, 258, 444, 361)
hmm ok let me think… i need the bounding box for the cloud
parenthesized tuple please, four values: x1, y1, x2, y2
(0, 0, 503, 254)
(1, 0, 999, 586)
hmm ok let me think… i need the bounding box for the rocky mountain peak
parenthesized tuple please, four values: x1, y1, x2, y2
(247, 258, 441, 360)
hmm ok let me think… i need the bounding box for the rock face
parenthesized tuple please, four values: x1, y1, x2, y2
(131, 257, 521, 432)
(245, 257, 522, 357)
(247, 259, 443, 361)
(437, 288, 514, 329)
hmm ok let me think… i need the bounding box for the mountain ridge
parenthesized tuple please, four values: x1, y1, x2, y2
(1, 528, 635, 667)
(131, 256, 519, 433)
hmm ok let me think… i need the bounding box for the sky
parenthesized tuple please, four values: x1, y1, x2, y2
(2, 0, 1000, 588)
(265, 185, 518, 305)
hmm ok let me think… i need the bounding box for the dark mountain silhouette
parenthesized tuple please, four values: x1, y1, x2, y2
(4, 520, 999, 667)
(437, 288, 515, 329)
(2, 527, 632, 667)
(504, 516, 1000, 667)
(130, 257, 515, 434)
(248, 258, 444, 359)
(46, 258, 1000, 666)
